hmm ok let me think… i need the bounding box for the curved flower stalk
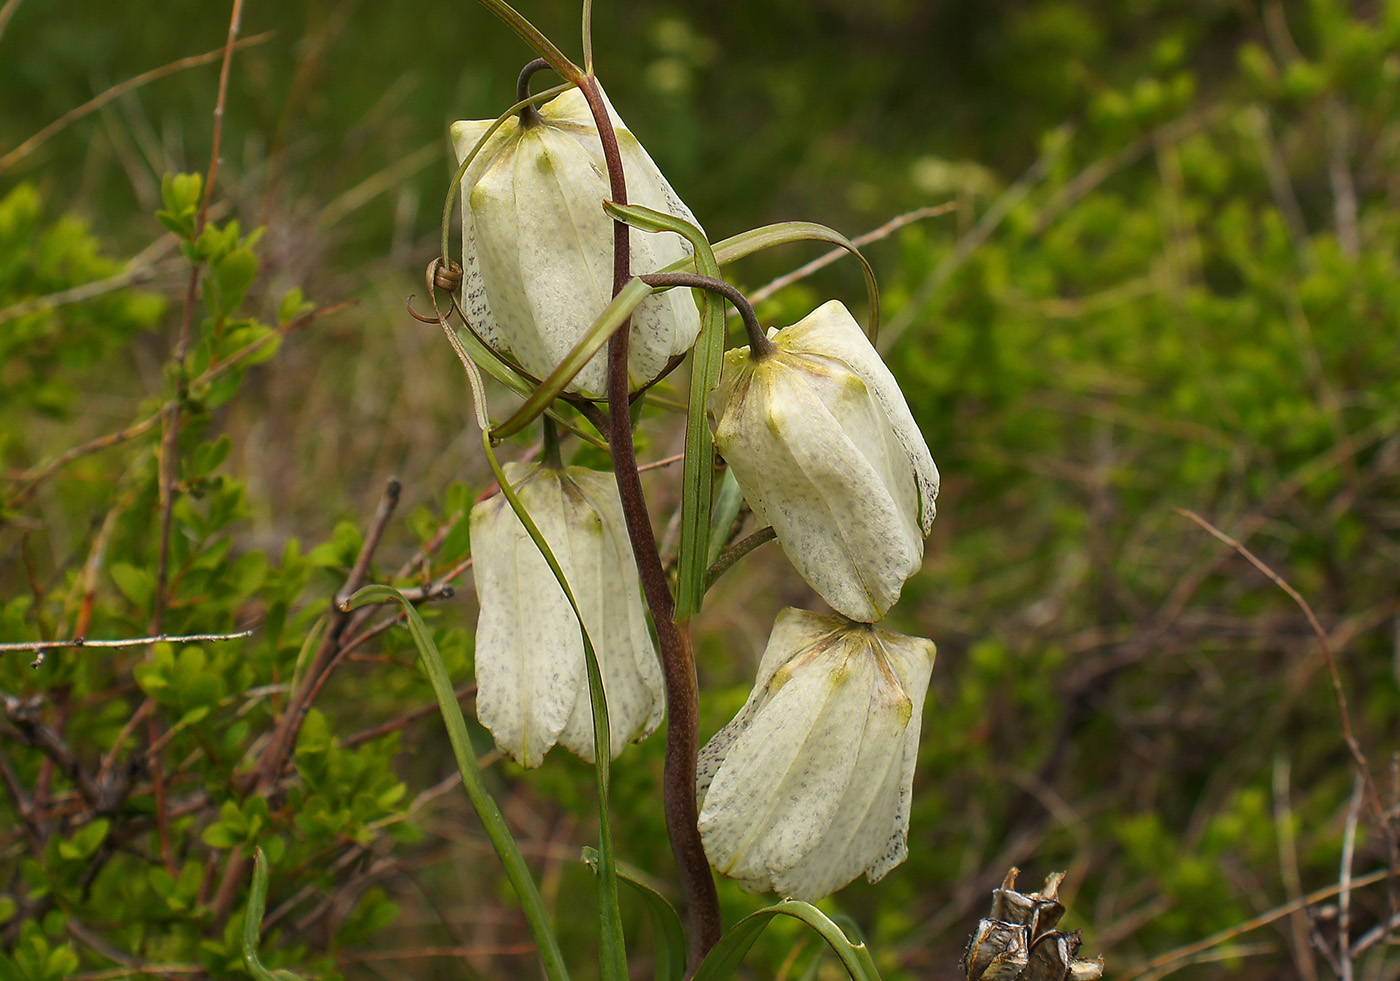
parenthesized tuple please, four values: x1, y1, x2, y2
(470, 459, 665, 767)
(708, 299, 940, 622)
(451, 85, 701, 397)
(696, 608, 935, 901)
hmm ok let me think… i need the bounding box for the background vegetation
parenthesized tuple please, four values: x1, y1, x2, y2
(2, 0, 1398, 978)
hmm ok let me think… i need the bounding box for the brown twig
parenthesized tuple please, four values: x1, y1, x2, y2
(1123, 868, 1391, 981)
(0, 260, 170, 326)
(1174, 509, 1383, 825)
(1271, 755, 1319, 981)
(7, 301, 347, 508)
(1337, 773, 1364, 981)
(211, 477, 402, 924)
(1176, 507, 1399, 937)
(8, 415, 163, 507)
(0, 33, 273, 175)
(244, 478, 402, 798)
(0, 0, 24, 42)
(153, 0, 246, 639)
(741, 203, 956, 312)
(0, 692, 129, 814)
(0, 744, 44, 849)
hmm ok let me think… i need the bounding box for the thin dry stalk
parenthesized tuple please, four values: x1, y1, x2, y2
(0, 34, 272, 175)
(1124, 868, 1391, 981)
(1175, 510, 1385, 828)
(1272, 755, 1319, 981)
(740, 203, 956, 313)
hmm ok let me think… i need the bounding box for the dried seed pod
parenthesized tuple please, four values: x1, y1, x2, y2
(962, 868, 1104, 981)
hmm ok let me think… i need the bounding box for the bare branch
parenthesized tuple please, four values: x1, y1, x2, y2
(1175, 509, 1384, 827)
(1, 629, 254, 668)
(742, 203, 955, 312)
(0, 33, 273, 175)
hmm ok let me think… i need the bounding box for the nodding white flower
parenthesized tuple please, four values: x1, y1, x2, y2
(451, 86, 701, 397)
(696, 608, 935, 901)
(707, 299, 940, 622)
(470, 461, 665, 767)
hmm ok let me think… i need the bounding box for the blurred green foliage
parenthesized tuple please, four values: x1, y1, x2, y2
(3, 0, 1400, 979)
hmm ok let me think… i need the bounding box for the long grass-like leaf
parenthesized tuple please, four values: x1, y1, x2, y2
(604, 201, 724, 620)
(692, 900, 882, 981)
(341, 583, 573, 981)
(705, 468, 745, 567)
(490, 277, 655, 439)
(584, 846, 686, 981)
(471, 0, 584, 83)
(478, 431, 628, 980)
(677, 221, 882, 341)
(242, 848, 308, 981)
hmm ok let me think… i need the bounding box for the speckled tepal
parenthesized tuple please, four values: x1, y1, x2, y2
(708, 299, 940, 622)
(450, 85, 700, 397)
(469, 460, 664, 767)
(696, 608, 935, 901)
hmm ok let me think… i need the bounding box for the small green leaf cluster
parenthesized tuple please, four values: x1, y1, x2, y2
(1, 180, 432, 979)
(876, 0, 1400, 969)
(0, 184, 164, 426)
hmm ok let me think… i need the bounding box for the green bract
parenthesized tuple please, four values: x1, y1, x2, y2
(708, 300, 940, 622)
(696, 608, 935, 901)
(451, 86, 701, 397)
(470, 460, 665, 767)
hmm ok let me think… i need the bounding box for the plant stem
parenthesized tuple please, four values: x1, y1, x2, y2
(516, 57, 549, 126)
(578, 74, 722, 968)
(640, 272, 773, 359)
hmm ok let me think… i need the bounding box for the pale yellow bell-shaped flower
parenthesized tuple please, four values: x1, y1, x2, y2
(469, 460, 665, 767)
(708, 299, 940, 622)
(696, 608, 935, 901)
(451, 86, 701, 397)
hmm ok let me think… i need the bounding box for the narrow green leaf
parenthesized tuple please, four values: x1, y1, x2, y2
(451, 326, 607, 449)
(342, 582, 572, 981)
(699, 221, 881, 341)
(705, 468, 746, 566)
(490, 276, 656, 439)
(477, 432, 627, 980)
(692, 900, 882, 981)
(604, 201, 724, 620)
(584, 847, 686, 981)
(243, 847, 308, 981)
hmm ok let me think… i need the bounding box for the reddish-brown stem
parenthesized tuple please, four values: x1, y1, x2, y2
(146, 713, 176, 875)
(577, 74, 721, 967)
(153, 0, 244, 627)
(209, 477, 402, 924)
(146, 2, 246, 908)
